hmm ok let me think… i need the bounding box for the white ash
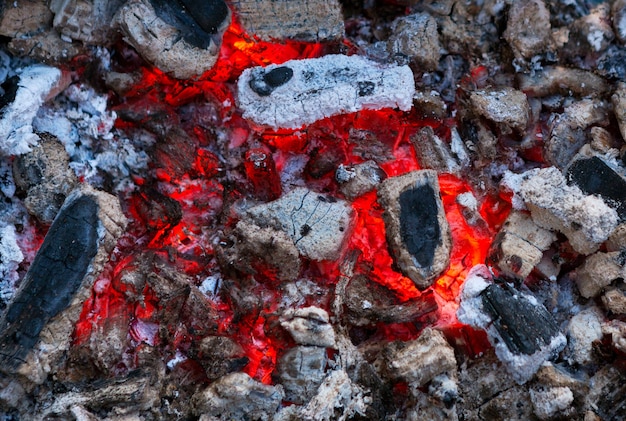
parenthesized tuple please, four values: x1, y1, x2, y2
(529, 386, 574, 420)
(0, 64, 67, 155)
(33, 83, 152, 190)
(519, 166, 619, 255)
(469, 87, 530, 132)
(244, 187, 353, 261)
(280, 307, 336, 348)
(565, 306, 604, 365)
(237, 54, 415, 129)
(0, 225, 24, 303)
(575, 251, 626, 298)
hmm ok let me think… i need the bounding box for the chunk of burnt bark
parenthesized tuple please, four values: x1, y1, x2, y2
(344, 274, 438, 326)
(377, 170, 451, 289)
(0, 185, 127, 382)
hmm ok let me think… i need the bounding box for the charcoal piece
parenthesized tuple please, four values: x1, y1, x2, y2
(399, 184, 440, 268)
(566, 157, 626, 220)
(149, 0, 228, 48)
(0, 76, 19, 112)
(179, 0, 229, 34)
(249, 66, 294, 97)
(0, 195, 98, 369)
(275, 346, 328, 404)
(344, 275, 438, 326)
(585, 365, 626, 420)
(377, 170, 452, 289)
(481, 283, 561, 355)
(409, 126, 461, 174)
(336, 160, 386, 200)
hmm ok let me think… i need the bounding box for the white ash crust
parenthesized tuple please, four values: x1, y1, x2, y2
(564, 306, 604, 365)
(519, 166, 618, 255)
(244, 187, 353, 261)
(0, 64, 67, 156)
(280, 307, 336, 348)
(469, 87, 530, 132)
(237, 54, 415, 129)
(529, 386, 575, 420)
(0, 225, 24, 303)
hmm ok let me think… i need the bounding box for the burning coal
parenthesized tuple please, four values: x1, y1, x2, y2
(0, 0, 626, 420)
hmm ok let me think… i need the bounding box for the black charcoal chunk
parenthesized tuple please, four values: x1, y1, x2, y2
(0, 75, 19, 115)
(249, 67, 293, 97)
(179, 0, 229, 34)
(149, 0, 228, 49)
(566, 156, 626, 221)
(481, 283, 561, 356)
(399, 184, 440, 268)
(0, 196, 98, 368)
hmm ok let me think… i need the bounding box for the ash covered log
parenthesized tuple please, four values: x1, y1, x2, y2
(377, 170, 451, 289)
(244, 187, 353, 261)
(231, 0, 344, 42)
(488, 211, 556, 279)
(237, 54, 415, 129)
(0, 185, 127, 383)
(519, 166, 618, 255)
(0, 64, 70, 156)
(114, 0, 230, 79)
(458, 265, 566, 384)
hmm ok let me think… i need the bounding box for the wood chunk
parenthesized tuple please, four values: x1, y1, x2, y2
(469, 87, 530, 133)
(488, 211, 556, 279)
(50, 0, 124, 45)
(245, 187, 353, 261)
(377, 170, 451, 289)
(517, 66, 609, 98)
(192, 372, 284, 419)
(503, 0, 552, 60)
(584, 365, 626, 420)
(230, 0, 344, 42)
(545, 99, 609, 169)
(519, 167, 618, 255)
(575, 251, 626, 298)
(280, 307, 335, 348)
(387, 13, 441, 71)
(565, 306, 604, 365)
(0, 64, 69, 156)
(0, 0, 52, 38)
(344, 274, 438, 326)
(275, 345, 328, 404)
(336, 160, 386, 200)
(114, 0, 230, 79)
(237, 54, 415, 129)
(380, 328, 456, 387)
(0, 185, 127, 383)
(602, 286, 626, 315)
(410, 126, 461, 174)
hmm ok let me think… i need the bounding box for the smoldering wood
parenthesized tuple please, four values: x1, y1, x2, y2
(377, 170, 451, 289)
(517, 66, 609, 98)
(409, 126, 461, 174)
(481, 282, 561, 356)
(335, 160, 386, 200)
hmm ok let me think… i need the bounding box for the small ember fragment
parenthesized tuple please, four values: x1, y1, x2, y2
(377, 170, 452, 289)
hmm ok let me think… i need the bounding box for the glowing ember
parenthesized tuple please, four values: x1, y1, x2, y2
(65, 17, 513, 383)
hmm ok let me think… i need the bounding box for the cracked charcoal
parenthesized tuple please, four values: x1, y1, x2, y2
(399, 184, 440, 268)
(481, 283, 561, 356)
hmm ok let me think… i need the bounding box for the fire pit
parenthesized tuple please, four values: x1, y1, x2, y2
(0, 0, 625, 419)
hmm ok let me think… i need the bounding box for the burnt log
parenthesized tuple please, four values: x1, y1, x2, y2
(0, 185, 127, 382)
